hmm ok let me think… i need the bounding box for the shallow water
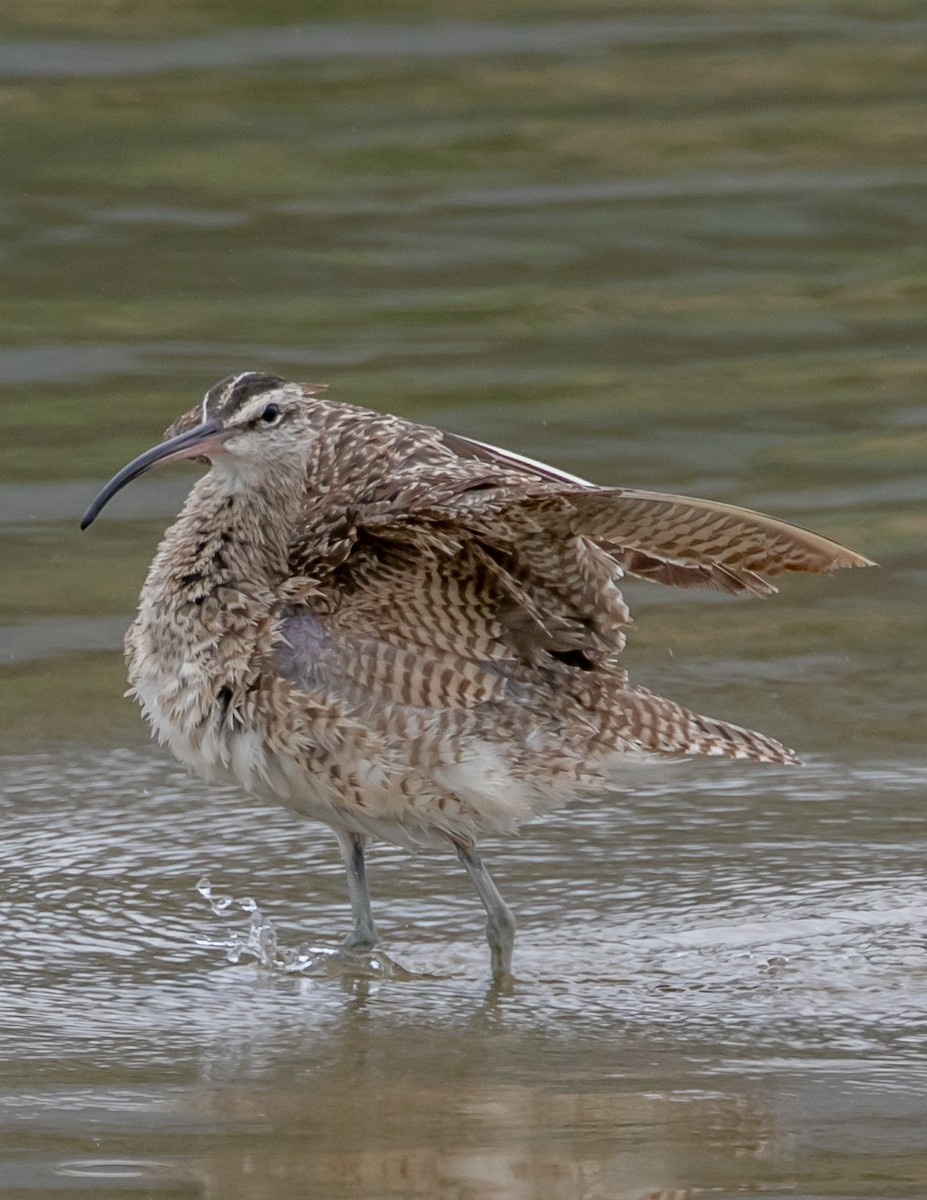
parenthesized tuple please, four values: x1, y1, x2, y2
(2, 3, 926, 1198)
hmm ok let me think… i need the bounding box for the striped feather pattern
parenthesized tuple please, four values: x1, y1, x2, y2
(124, 378, 873, 847)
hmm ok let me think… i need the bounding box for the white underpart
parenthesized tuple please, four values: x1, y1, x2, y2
(434, 745, 537, 829)
(210, 453, 266, 493)
(468, 436, 594, 488)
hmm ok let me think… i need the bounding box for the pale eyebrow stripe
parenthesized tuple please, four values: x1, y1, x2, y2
(202, 372, 251, 424)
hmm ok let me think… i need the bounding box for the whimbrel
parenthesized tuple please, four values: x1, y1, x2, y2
(81, 373, 872, 980)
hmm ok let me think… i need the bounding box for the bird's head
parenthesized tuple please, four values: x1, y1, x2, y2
(81, 372, 321, 529)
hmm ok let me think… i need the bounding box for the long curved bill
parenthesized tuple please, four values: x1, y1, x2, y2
(80, 419, 228, 529)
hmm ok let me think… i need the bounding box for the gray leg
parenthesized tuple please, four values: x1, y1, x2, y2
(336, 831, 378, 950)
(454, 840, 516, 980)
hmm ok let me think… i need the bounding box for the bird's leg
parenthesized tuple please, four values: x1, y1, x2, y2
(336, 831, 379, 951)
(453, 839, 516, 981)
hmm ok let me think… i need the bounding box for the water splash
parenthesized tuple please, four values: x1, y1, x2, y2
(194, 877, 401, 978)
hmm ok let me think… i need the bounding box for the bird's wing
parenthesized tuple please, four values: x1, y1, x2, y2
(272, 603, 516, 714)
(277, 425, 871, 707)
(270, 522, 799, 776)
(273, 473, 855, 772)
(351, 479, 870, 639)
(289, 513, 629, 674)
(562, 488, 874, 575)
(283, 470, 870, 688)
(437, 430, 873, 584)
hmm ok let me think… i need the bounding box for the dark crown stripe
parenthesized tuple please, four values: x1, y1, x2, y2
(204, 372, 285, 421)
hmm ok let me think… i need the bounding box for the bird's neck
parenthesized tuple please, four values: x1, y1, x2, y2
(154, 470, 296, 595)
(126, 467, 305, 752)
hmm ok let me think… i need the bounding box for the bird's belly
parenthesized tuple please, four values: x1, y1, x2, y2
(231, 723, 607, 849)
(193, 716, 592, 848)
(131, 658, 610, 849)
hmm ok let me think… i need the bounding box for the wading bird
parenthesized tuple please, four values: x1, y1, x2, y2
(81, 373, 871, 981)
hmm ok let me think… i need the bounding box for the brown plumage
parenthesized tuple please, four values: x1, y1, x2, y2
(81, 372, 873, 980)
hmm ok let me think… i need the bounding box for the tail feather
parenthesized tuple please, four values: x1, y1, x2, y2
(676, 710, 798, 765)
(597, 683, 799, 765)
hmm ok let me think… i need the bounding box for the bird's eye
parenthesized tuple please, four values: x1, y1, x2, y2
(259, 403, 283, 426)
